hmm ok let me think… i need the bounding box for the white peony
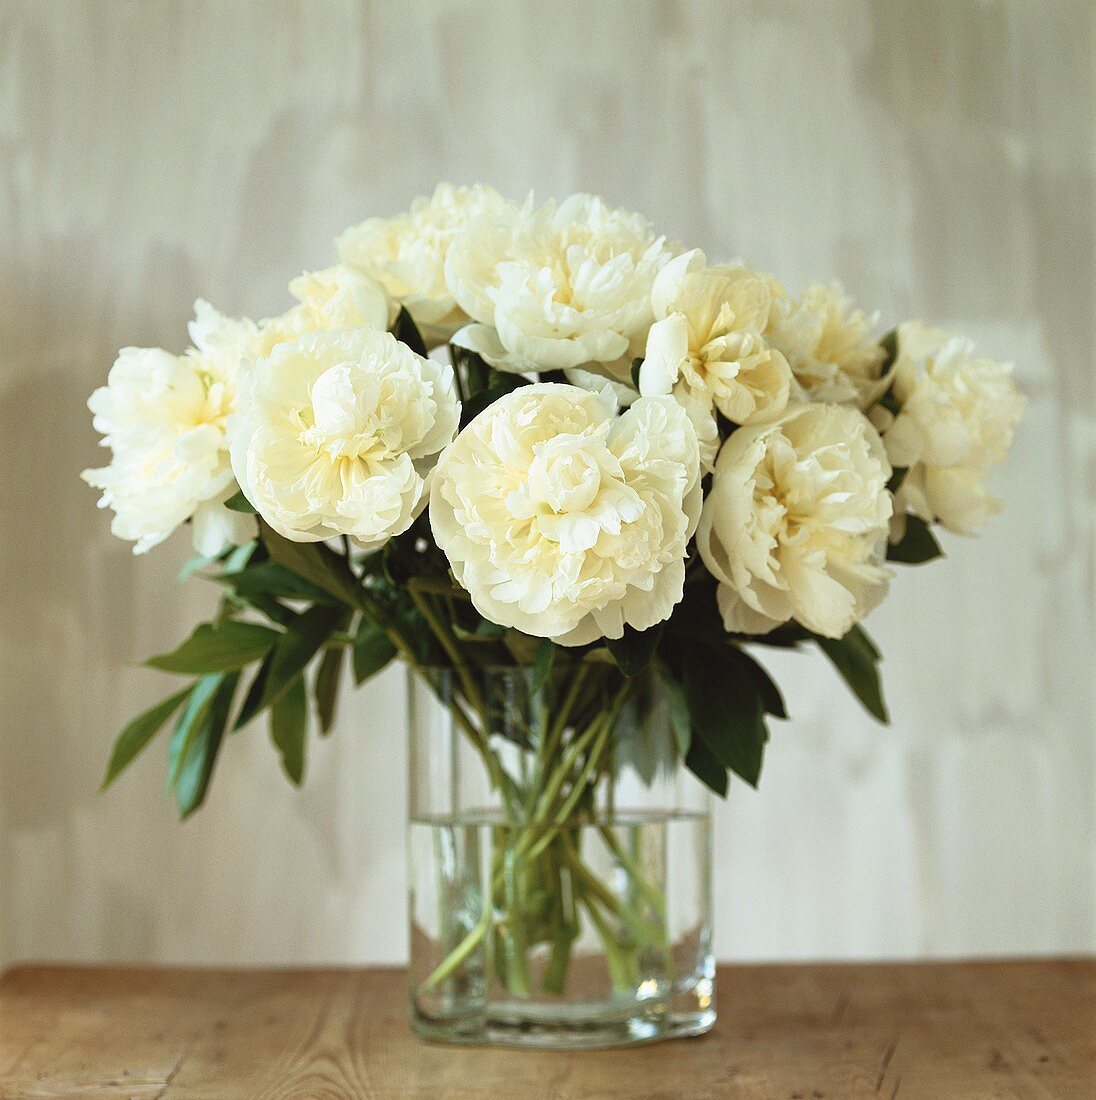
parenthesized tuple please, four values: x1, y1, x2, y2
(640, 250, 792, 468)
(82, 333, 256, 555)
(697, 403, 892, 639)
(766, 281, 888, 408)
(188, 297, 261, 384)
(878, 321, 1025, 536)
(445, 192, 675, 384)
(257, 264, 391, 356)
(336, 183, 507, 346)
(231, 327, 460, 547)
(430, 383, 701, 645)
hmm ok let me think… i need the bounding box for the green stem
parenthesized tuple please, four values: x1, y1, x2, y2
(522, 718, 612, 865)
(543, 665, 588, 761)
(597, 825, 668, 922)
(559, 839, 663, 947)
(541, 855, 576, 995)
(580, 894, 637, 993)
(495, 846, 534, 995)
(421, 677, 658, 998)
(406, 576, 472, 600)
(408, 589, 482, 713)
(422, 908, 491, 989)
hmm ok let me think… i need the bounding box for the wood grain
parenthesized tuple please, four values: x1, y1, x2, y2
(0, 961, 1092, 1098)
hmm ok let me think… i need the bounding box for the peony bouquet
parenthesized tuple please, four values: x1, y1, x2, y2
(84, 184, 1024, 1042)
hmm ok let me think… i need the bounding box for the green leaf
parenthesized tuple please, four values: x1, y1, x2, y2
(501, 630, 541, 666)
(259, 521, 362, 608)
(607, 622, 665, 677)
(313, 610, 351, 733)
(147, 620, 280, 674)
(101, 687, 191, 789)
(744, 622, 810, 649)
(887, 515, 944, 564)
(223, 489, 258, 514)
(657, 661, 691, 758)
(732, 647, 787, 719)
(392, 306, 428, 357)
(222, 540, 258, 573)
(815, 623, 889, 723)
(450, 343, 491, 400)
(352, 618, 397, 685)
(382, 534, 437, 587)
(530, 638, 556, 693)
(259, 604, 346, 712)
(233, 591, 294, 627)
(234, 654, 272, 731)
(177, 549, 227, 583)
(666, 575, 728, 648)
(453, 619, 507, 643)
(630, 357, 643, 389)
(217, 562, 342, 605)
(682, 644, 768, 788)
(173, 672, 238, 818)
(313, 646, 344, 735)
(616, 672, 677, 785)
(270, 675, 308, 785)
(166, 674, 224, 790)
(886, 465, 908, 494)
(458, 370, 528, 428)
(684, 736, 728, 797)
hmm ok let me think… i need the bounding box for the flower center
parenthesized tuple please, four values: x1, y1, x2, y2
(526, 436, 604, 515)
(503, 430, 644, 555)
(300, 362, 388, 463)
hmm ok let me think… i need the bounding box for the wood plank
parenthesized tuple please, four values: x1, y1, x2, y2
(0, 962, 1092, 1098)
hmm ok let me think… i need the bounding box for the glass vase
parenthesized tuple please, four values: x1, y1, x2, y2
(407, 663, 714, 1049)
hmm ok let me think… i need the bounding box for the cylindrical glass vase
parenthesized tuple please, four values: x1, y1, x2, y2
(407, 663, 714, 1049)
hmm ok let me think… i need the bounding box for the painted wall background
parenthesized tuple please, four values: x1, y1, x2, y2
(0, 0, 1092, 968)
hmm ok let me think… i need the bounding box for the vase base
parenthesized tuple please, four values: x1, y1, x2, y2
(412, 1008, 715, 1050)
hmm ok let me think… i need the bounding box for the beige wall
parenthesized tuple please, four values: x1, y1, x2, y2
(0, 0, 1092, 967)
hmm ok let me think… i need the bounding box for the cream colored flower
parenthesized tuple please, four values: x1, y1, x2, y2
(337, 183, 507, 346)
(82, 334, 255, 555)
(445, 192, 674, 382)
(640, 250, 792, 441)
(766, 281, 888, 408)
(698, 403, 892, 639)
(188, 297, 261, 384)
(879, 321, 1025, 536)
(231, 327, 460, 547)
(257, 264, 391, 356)
(430, 383, 701, 645)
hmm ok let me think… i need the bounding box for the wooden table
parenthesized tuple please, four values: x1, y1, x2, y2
(0, 961, 1091, 1098)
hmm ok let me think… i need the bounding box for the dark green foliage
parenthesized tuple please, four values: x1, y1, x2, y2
(314, 645, 345, 735)
(814, 623, 889, 723)
(222, 489, 257, 514)
(681, 645, 768, 788)
(392, 307, 428, 357)
(607, 622, 665, 677)
(270, 675, 308, 785)
(257, 604, 347, 713)
(260, 521, 362, 608)
(352, 619, 397, 685)
(170, 672, 238, 818)
(215, 562, 343, 605)
(887, 515, 944, 564)
(102, 687, 190, 788)
(146, 620, 280, 674)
